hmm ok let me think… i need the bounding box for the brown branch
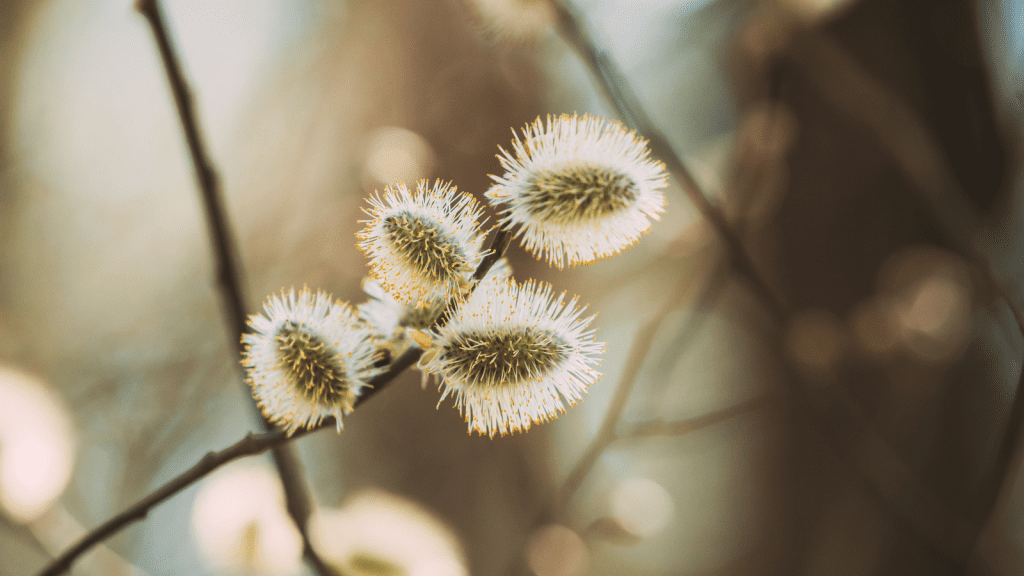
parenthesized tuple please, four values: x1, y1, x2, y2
(435, 226, 513, 327)
(34, 206, 516, 576)
(792, 31, 1024, 568)
(556, 265, 717, 511)
(548, 1, 987, 568)
(34, 346, 421, 576)
(473, 227, 514, 282)
(37, 431, 283, 576)
(132, 2, 333, 574)
(616, 395, 773, 440)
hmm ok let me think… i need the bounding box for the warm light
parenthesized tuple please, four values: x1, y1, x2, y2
(780, 0, 859, 22)
(897, 274, 971, 361)
(309, 488, 467, 576)
(850, 297, 901, 357)
(0, 367, 75, 523)
(900, 276, 965, 338)
(786, 309, 846, 376)
(463, 0, 556, 39)
(364, 127, 434, 186)
(610, 477, 674, 538)
(191, 462, 303, 575)
(525, 524, 589, 576)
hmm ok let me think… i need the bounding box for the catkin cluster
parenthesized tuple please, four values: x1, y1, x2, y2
(241, 114, 667, 437)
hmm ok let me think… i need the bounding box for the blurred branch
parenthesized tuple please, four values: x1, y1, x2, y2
(34, 211, 515, 576)
(793, 32, 1024, 333)
(617, 394, 772, 440)
(34, 347, 419, 576)
(792, 31, 1024, 567)
(549, 1, 1001, 568)
(642, 260, 729, 405)
(0, 511, 50, 560)
(133, 1, 332, 574)
(556, 263, 724, 512)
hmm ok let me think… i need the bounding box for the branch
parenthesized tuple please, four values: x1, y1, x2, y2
(133, 2, 332, 574)
(791, 31, 1024, 567)
(548, 0, 987, 567)
(35, 347, 420, 576)
(556, 264, 720, 511)
(34, 210, 515, 576)
(616, 395, 772, 440)
(435, 227, 513, 327)
(37, 432, 280, 576)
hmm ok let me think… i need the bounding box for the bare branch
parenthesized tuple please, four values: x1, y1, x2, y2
(556, 266, 717, 511)
(616, 395, 773, 440)
(792, 31, 1024, 564)
(34, 344, 421, 576)
(133, 1, 333, 573)
(33, 209, 517, 576)
(547, 0, 988, 568)
(37, 432, 277, 576)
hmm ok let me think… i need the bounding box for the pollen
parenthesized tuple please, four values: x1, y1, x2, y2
(357, 180, 487, 306)
(381, 212, 469, 281)
(241, 288, 381, 434)
(523, 164, 640, 223)
(275, 321, 351, 404)
(443, 328, 569, 387)
(420, 277, 604, 437)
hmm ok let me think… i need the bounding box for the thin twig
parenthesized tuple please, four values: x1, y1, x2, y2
(473, 228, 513, 282)
(132, 2, 332, 574)
(556, 267, 713, 512)
(37, 432, 284, 576)
(35, 210, 515, 576)
(643, 261, 729, 405)
(35, 347, 418, 576)
(616, 394, 772, 440)
(792, 31, 1024, 568)
(435, 227, 512, 327)
(549, 0, 989, 567)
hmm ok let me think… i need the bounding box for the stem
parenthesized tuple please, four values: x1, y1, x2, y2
(616, 394, 772, 440)
(34, 213, 515, 576)
(37, 433, 277, 576)
(132, 2, 333, 574)
(435, 226, 513, 328)
(556, 266, 721, 511)
(549, 0, 1015, 569)
(34, 347, 422, 576)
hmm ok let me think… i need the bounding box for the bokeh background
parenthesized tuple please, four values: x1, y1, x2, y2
(0, 0, 1022, 575)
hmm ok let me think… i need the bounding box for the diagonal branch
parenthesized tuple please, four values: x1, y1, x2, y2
(34, 209, 515, 576)
(556, 261, 723, 512)
(132, 2, 333, 574)
(791, 31, 1024, 568)
(616, 395, 773, 440)
(35, 347, 419, 576)
(548, 0, 999, 568)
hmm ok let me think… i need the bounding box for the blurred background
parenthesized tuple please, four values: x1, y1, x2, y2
(0, 0, 1022, 575)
